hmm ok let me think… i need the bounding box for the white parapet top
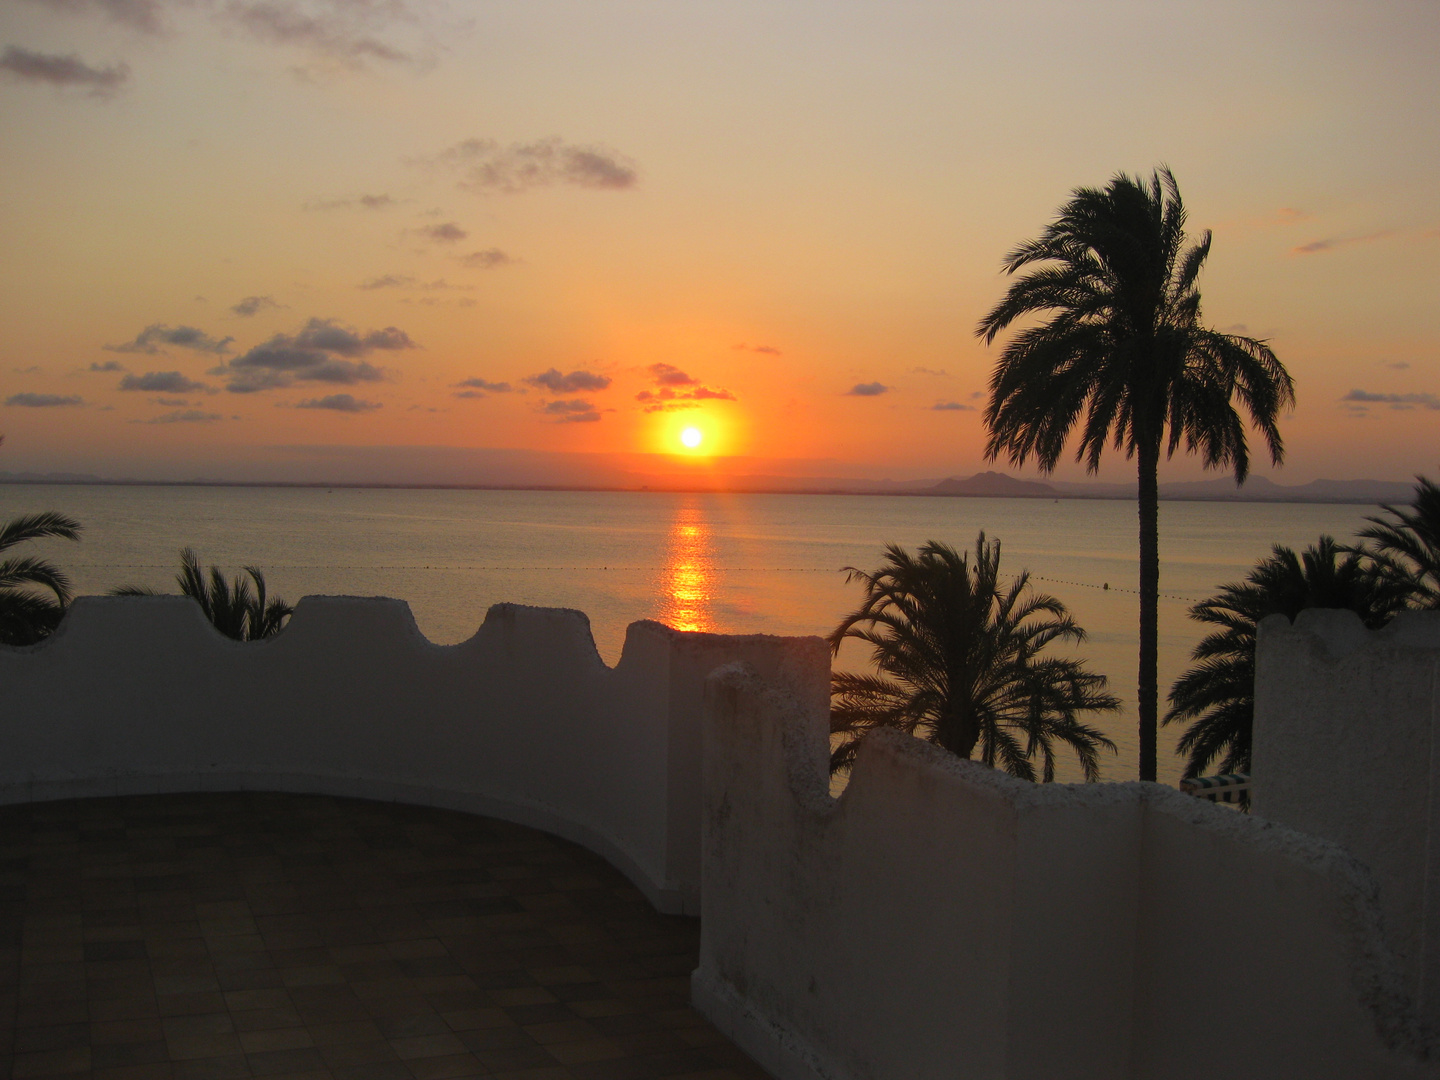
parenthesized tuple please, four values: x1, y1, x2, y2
(0, 594, 827, 916)
(697, 656, 1437, 1080)
(1255, 608, 1440, 1040)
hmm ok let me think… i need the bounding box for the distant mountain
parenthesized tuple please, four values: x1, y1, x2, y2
(1155, 475, 1416, 503)
(0, 470, 106, 484)
(925, 472, 1058, 497)
(921, 472, 1417, 504)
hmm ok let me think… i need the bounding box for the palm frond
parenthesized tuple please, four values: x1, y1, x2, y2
(828, 535, 1118, 782)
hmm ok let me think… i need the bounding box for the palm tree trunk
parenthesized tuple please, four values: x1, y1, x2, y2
(1137, 440, 1160, 782)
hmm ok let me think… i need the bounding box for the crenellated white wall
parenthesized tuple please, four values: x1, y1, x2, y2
(0, 594, 827, 915)
(1254, 608, 1440, 1037)
(695, 661, 1435, 1080)
(13, 595, 1440, 1079)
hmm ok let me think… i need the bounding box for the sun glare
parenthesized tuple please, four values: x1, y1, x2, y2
(680, 427, 703, 449)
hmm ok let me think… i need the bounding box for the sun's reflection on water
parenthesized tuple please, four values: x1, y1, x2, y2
(661, 503, 715, 633)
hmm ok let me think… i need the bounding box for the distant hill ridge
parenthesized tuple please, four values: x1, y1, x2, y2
(926, 472, 1058, 497)
(923, 472, 1417, 504)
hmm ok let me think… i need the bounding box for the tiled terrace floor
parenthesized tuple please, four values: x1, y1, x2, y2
(0, 792, 770, 1080)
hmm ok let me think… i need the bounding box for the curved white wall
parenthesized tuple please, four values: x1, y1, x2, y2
(697, 661, 1434, 1080)
(0, 594, 828, 915)
(1254, 608, 1440, 1037)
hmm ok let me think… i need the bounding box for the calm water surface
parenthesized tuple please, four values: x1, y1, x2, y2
(6, 483, 1383, 785)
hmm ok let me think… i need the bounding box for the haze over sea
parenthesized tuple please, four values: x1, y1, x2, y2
(9, 483, 1384, 785)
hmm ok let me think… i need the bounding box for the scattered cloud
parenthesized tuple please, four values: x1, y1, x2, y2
(540, 398, 601, 423)
(1342, 388, 1440, 410)
(453, 377, 513, 396)
(6, 392, 82, 407)
(14, 366, 41, 374)
(932, 401, 973, 411)
(221, 0, 421, 69)
(21, 0, 164, 33)
(154, 397, 189, 406)
(0, 46, 129, 95)
(524, 368, 610, 393)
(1274, 207, 1310, 224)
(105, 324, 234, 355)
(459, 248, 514, 269)
(143, 409, 222, 424)
(231, 295, 282, 317)
(89, 360, 125, 372)
(1387, 361, 1411, 370)
(358, 274, 416, 290)
(733, 343, 782, 355)
(1292, 230, 1395, 255)
(649, 363, 698, 387)
(633, 363, 736, 412)
(429, 137, 638, 193)
(218, 316, 415, 393)
(295, 393, 382, 413)
(306, 192, 399, 211)
(634, 387, 737, 412)
(419, 221, 466, 243)
(847, 382, 889, 397)
(118, 371, 212, 394)
(911, 367, 948, 377)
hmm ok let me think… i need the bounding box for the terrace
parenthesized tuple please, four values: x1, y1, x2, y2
(1, 791, 766, 1080)
(3, 596, 1440, 1079)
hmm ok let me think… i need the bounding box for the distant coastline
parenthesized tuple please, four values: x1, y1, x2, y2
(0, 469, 1418, 505)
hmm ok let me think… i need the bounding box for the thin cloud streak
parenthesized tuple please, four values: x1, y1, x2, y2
(1293, 230, 1396, 255)
(429, 137, 638, 193)
(0, 46, 129, 95)
(1342, 388, 1440, 410)
(6, 392, 82, 407)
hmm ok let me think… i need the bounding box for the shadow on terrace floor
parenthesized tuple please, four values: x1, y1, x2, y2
(0, 792, 770, 1080)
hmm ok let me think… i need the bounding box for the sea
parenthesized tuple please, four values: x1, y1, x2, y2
(2, 483, 1391, 786)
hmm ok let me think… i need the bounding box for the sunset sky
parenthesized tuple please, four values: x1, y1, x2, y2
(1, 0, 1437, 486)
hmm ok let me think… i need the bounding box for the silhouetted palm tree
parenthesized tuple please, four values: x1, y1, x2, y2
(828, 535, 1119, 782)
(115, 547, 292, 640)
(1358, 475, 1440, 609)
(0, 510, 83, 646)
(976, 166, 1295, 781)
(1164, 536, 1404, 780)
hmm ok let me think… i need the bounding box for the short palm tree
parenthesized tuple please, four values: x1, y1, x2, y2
(828, 535, 1119, 782)
(1358, 475, 1440, 609)
(115, 547, 292, 640)
(0, 510, 84, 646)
(976, 166, 1295, 781)
(1165, 536, 1405, 780)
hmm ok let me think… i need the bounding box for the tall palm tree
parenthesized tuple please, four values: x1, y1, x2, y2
(828, 534, 1119, 783)
(976, 167, 1295, 781)
(1164, 536, 1405, 780)
(115, 547, 292, 640)
(1358, 475, 1440, 609)
(0, 510, 84, 646)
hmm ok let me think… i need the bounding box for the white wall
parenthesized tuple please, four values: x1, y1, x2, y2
(1254, 608, 1440, 1036)
(695, 661, 1434, 1080)
(0, 594, 826, 916)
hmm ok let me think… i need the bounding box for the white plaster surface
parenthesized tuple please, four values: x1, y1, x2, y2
(0, 594, 825, 915)
(697, 660, 1437, 1080)
(1254, 609, 1440, 1037)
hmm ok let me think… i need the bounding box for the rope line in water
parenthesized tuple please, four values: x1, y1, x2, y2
(1031, 574, 1196, 603)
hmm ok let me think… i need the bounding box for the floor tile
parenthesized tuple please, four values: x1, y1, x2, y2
(0, 794, 772, 1080)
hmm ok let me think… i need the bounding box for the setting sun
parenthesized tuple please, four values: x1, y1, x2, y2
(680, 427, 704, 449)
